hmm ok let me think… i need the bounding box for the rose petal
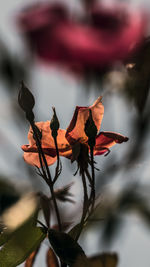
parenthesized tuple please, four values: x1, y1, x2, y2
(23, 151, 57, 168)
(22, 145, 57, 157)
(18, 3, 68, 32)
(94, 148, 109, 156)
(22, 123, 72, 166)
(66, 96, 104, 144)
(95, 131, 129, 155)
(22, 145, 72, 167)
(58, 8, 145, 66)
(28, 121, 54, 147)
(18, 2, 146, 70)
(28, 122, 70, 150)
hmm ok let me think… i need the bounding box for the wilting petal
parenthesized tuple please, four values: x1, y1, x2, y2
(94, 131, 129, 155)
(66, 96, 104, 144)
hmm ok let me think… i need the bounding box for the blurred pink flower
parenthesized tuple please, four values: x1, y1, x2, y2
(18, 2, 146, 71)
(21, 97, 128, 167)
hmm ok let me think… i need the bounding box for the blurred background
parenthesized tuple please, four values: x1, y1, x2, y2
(0, 0, 150, 266)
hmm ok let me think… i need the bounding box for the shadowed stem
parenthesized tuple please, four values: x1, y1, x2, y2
(30, 120, 62, 232)
(37, 147, 49, 186)
(90, 146, 95, 213)
(75, 170, 88, 241)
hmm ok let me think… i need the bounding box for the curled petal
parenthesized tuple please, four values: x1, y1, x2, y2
(22, 145, 57, 157)
(22, 145, 72, 167)
(66, 96, 104, 144)
(94, 131, 129, 155)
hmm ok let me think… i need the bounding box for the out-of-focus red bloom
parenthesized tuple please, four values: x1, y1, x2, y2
(22, 97, 128, 167)
(18, 1, 146, 71)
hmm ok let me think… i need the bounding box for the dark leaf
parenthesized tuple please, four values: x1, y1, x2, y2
(102, 214, 121, 244)
(54, 183, 75, 204)
(40, 194, 51, 228)
(72, 255, 90, 267)
(0, 179, 20, 216)
(73, 253, 118, 267)
(125, 37, 150, 112)
(0, 40, 28, 89)
(88, 253, 118, 267)
(48, 229, 86, 265)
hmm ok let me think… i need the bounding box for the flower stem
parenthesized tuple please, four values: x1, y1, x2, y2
(75, 171, 88, 241)
(30, 120, 62, 232)
(90, 146, 95, 213)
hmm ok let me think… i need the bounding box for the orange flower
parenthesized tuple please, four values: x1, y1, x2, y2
(22, 97, 128, 167)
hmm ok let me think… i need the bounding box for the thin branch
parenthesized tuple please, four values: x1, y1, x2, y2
(30, 120, 62, 232)
(90, 146, 96, 214)
(75, 171, 88, 241)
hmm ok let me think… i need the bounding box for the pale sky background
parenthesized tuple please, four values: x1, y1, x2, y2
(0, 0, 150, 267)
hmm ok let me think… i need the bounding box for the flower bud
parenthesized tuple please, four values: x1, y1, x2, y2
(84, 109, 97, 147)
(18, 81, 35, 113)
(50, 107, 60, 138)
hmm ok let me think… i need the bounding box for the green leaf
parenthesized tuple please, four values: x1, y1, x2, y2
(0, 219, 46, 267)
(0, 231, 12, 246)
